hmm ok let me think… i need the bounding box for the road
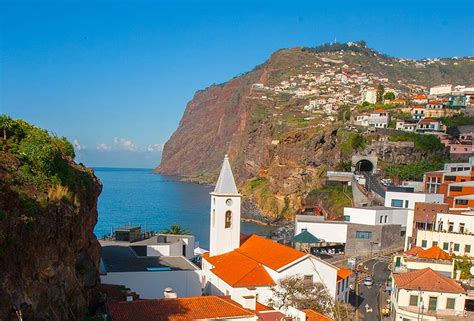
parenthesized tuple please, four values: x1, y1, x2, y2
(351, 256, 391, 321)
(362, 171, 386, 198)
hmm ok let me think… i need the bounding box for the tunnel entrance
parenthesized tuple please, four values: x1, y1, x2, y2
(355, 159, 374, 172)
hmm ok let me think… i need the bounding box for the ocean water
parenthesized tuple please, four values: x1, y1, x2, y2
(93, 168, 275, 248)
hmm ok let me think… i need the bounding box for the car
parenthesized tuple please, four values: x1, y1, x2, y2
(363, 277, 374, 286)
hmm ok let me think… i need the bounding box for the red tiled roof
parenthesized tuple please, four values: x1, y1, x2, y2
(203, 251, 275, 287)
(304, 309, 334, 321)
(418, 246, 452, 260)
(413, 95, 427, 100)
(372, 109, 386, 113)
(403, 246, 424, 256)
(393, 268, 465, 293)
(337, 268, 352, 283)
(258, 311, 287, 321)
(255, 302, 274, 312)
(203, 235, 308, 287)
(237, 234, 307, 270)
(418, 118, 437, 124)
(108, 296, 256, 321)
(412, 105, 426, 109)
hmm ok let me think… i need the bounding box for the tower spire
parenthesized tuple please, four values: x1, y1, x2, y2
(213, 154, 238, 195)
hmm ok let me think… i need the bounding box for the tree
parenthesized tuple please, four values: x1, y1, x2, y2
(384, 92, 395, 100)
(0, 114, 13, 142)
(162, 224, 191, 235)
(351, 133, 366, 150)
(267, 275, 333, 314)
(337, 105, 351, 123)
(376, 83, 384, 103)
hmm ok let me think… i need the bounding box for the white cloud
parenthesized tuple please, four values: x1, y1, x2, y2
(114, 137, 137, 151)
(72, 139, 84, 151)
(96, 143, 111, 151)
(146, 143, 163, 153)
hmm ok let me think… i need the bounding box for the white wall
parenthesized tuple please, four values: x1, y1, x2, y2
(396, 288, 465, 315)
(295, 221, 348, 243)
(343, 207, 409, 227)
(100, 270, 202, 299)
(416, 230, 474, 257)
(436, 213, 474, 233)
(209, 194, 241, 257)
(385, 191, 444, 210)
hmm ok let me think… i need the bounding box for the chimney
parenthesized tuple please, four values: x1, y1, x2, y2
(163, 288, 177, 299)
(240, 295, 256, 310)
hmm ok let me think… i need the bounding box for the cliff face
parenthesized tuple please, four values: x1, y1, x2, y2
(157, 43, 473, 218)
(0, 121, 102, 320)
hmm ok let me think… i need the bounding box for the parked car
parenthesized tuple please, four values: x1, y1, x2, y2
(363, 277, 374, 286)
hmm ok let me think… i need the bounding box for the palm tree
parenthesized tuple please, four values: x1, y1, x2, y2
(0, 115, 13, 142)
(162, 224, 191, 235)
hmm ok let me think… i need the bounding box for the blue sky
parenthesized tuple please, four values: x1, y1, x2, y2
(1, 0, 473, 168)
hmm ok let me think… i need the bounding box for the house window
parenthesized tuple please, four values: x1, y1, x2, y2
(225, 211, 232, 228)
(454, 243, 460, 252)
(450, 186, 462, 192)
(459, 223, 465, 233)
(409, 295, 418, 306)
(379, 216, 383, 223)
(421, 240, 427, 248)
(448, 222, 454, 232)
(438, 221, 443, 231)
(384, 215, 388, 223)
(432, 241, 438, 247)
(446, 298, 455, 309)
(404, 200, 409, 208)
(465, 245, 471, 253)
(428, 297, 437, 311)
(343, 215, 350, 222)
(443, 242, 449, 251)
(455, 199, 468, 205)
(391, 199, 404, 207)
(356, 231, 372, 239)
(445, 176, 456, 181)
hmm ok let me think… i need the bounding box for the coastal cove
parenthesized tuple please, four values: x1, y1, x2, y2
(94, 167, 276, 248)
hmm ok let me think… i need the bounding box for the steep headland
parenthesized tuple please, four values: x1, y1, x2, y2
(0, 117, 102, 320)
(156, 42, 474, 219)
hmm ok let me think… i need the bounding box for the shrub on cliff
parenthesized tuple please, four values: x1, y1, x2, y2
(388, 132, 444, 153)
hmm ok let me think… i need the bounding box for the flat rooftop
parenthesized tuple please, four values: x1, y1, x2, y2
(100, 244, 198, 273)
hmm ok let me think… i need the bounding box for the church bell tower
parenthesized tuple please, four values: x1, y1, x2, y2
(209, 155, 241, 257)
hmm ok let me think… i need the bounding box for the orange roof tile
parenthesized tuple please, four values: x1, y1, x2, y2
(255, 302, 274, 312)
(108, 296, 256, 321)
(418, 246, 452, 260)
(403, 246, 424, 256)
(304, 309, 334, 321)
(414, 94, 427, 100)
(337, 268, 352, 283)
(203, 235, 308, 287)
(237, 234, 307, 270)
(418, 118, 437, 124)
(393, 268, 465, 293)
(203, 251, 275, 287)
(412, 105, 426, 109)
(373, 109, 386, 113)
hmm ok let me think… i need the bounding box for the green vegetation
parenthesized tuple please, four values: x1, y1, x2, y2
(338, 131, 367, 154)
(242, 177, 280, 216)
(384, 160, 444, 181)
(0, 115, 93, 193)
(376, 83, 384, 103)
(337, 105, 351, 123)
(439, 115, 474, 127)
(384, 92, 395, 100)
(335, 160, 352, 172)
(388, 132, 444, 153)
(455, 256, 473, 279)
(161, 224, 191, 235)
(306, 185, 353, 217)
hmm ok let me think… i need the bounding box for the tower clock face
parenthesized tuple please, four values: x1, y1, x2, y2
(226, 199, 233, 206)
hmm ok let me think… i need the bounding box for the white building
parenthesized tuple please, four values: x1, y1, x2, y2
(99, 240, 202, 299)
(415, 211, 474, 257)
(429, 84, 453, 96)
(343, 206, 409, 227)
(396, 121, 417, 132)
(368, 109, 390, 128)
(363, 88, 377, 104)
(416, 119, 444, 133)
(202, 156, 352, 306)
(392, 246, 455, 278)
(384, 190, 444, 250)
(391, 268, 467, 320)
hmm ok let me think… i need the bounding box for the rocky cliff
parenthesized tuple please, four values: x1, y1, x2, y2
(157, 42, 474, 218)
(0, 118, 102, 320)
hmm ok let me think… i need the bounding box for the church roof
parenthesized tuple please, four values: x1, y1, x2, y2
(203, 235, 308, 287)
(213, 155, 239, 195)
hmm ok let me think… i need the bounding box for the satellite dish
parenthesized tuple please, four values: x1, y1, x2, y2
(470, 266, 474, 275)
